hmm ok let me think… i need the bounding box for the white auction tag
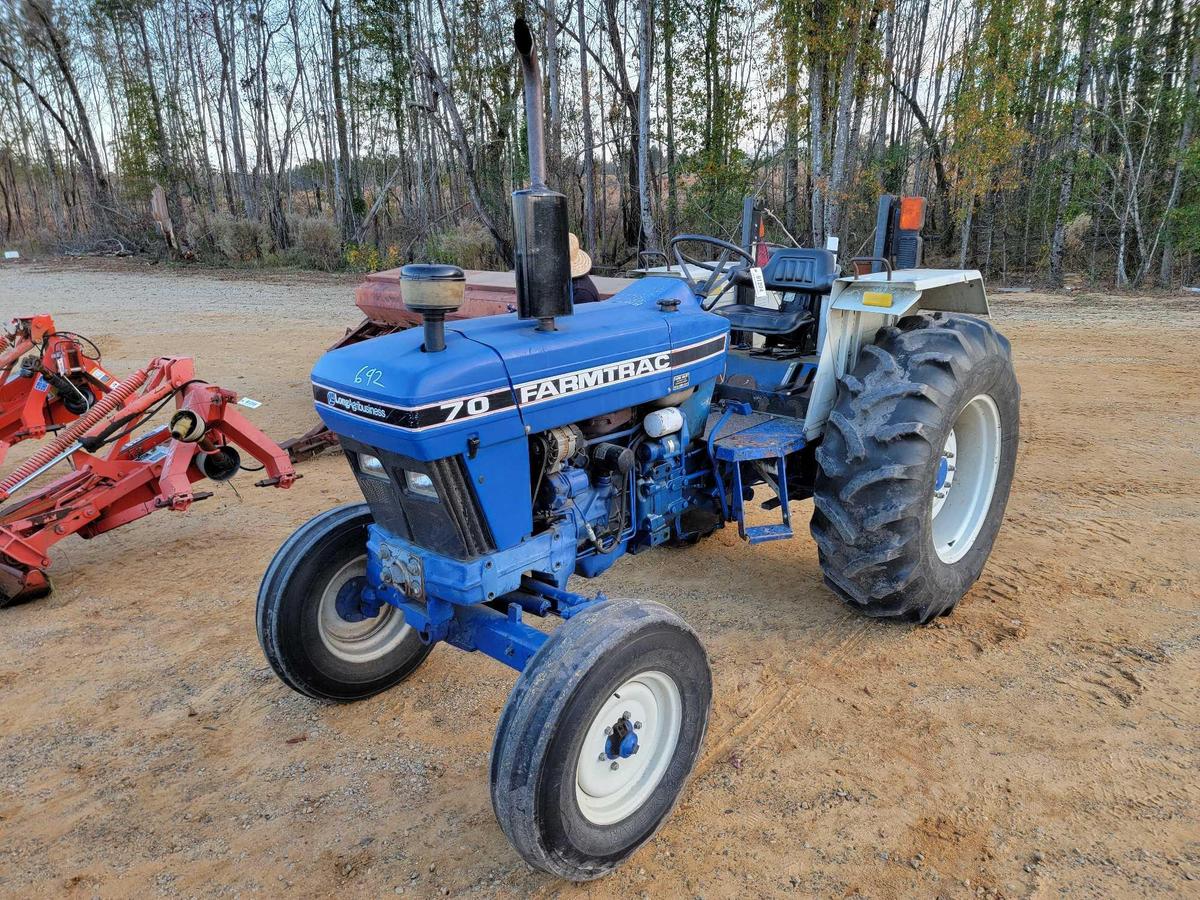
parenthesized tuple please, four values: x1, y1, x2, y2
(750, 267, 767, 299)
(238, 397, 263, 409)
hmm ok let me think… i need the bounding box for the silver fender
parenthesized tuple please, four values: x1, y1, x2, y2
(805, 269, 989, 439)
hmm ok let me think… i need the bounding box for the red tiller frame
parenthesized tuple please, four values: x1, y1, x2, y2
(0, 356, 296, 605)
(0, 315, 119, 466)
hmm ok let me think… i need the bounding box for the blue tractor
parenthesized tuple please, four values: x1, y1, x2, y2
(257, 20, 1019, 881)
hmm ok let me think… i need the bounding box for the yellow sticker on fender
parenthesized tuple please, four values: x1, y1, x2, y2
(862, 291, 894, 308)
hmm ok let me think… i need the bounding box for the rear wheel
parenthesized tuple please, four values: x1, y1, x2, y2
(257, 503, 431, 701)
(490, 599, 711, 881)
(811, 312, 1019, 622)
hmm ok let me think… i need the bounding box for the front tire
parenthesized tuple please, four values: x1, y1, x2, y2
(490, 599, 711, 881)
(811, 312, 1019, 622)
(256, 503, 431, 701)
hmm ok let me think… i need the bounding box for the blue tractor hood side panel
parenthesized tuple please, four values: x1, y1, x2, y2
(311, 328, 526, 460)
(312, 277, 726, 456)
(451, 277, 728, 434)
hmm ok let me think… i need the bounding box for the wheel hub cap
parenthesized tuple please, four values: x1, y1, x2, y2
(931, 394, 1002, 564)
(575, 671, 682, 825)
(604, 715, 640, 759)
(317, 556, 412, 663)
(334, 576, 378, 622)
(935, 456, 950, 492)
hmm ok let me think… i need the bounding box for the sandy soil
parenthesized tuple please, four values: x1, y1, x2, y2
(0, 260, 1196, 899)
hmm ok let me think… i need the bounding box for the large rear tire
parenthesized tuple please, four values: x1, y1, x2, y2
(811, 312, 1019, 623)
(257, 503, 431, 701)
(490, 599, 711, 881)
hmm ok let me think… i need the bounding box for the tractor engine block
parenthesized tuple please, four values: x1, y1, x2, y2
(531, 403, 720, 580)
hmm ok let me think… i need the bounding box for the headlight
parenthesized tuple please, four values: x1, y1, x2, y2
(358, 453, 387, 479)
(404, 470, 438, 499)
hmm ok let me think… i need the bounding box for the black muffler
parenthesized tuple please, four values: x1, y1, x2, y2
(512, 18, 572, 332)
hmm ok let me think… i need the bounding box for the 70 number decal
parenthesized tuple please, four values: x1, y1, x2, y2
(439, 394, 491, 422)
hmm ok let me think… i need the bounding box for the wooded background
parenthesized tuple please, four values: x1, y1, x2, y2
(0, 0, 1197, 286)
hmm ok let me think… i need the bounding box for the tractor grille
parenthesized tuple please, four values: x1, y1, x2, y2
(341, 437, 494, 560)
(355, 472, 400, 528)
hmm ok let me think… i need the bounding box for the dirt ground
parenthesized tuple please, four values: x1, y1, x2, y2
(0, 260, 1196, 899)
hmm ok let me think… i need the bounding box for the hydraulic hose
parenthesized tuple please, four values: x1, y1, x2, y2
(0, 368, 149, 500)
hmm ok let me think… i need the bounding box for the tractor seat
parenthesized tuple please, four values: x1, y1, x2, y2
(714, 247, 836, 336)
(715, 303, 813, 335)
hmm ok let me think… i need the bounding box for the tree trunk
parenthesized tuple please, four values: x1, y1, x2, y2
(578, 0, 597, 251)
(826, 25, 860, 242)
(20, 2, 111, 215)
(546, 0, 562, 182)
(808, 55, 826, 246)
(417, 52, 512, 265)
(637, 0, 657, 252)
(324, 0, 357, 242)
(782, 0, 800, 233)
(1154, 27, 1199, 286)
(959, 184, 976, 268)
(1048, 10, 1096, 287)
(0, 175, 11, 240)
(135, 13, 187, 251)
(663, 0, 678, 238)
(602, 0, 642, 252)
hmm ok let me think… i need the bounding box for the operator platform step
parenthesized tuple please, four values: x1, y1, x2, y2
(710, 409, 808, 544)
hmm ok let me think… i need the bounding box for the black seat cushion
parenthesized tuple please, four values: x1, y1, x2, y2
(715, 302, 814, 335)
(761, 247, 837, 295)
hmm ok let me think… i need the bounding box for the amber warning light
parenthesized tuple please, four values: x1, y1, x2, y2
(899, 196, 927, 232)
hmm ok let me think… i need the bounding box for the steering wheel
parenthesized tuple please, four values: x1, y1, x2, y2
(669, 235, 756, 310)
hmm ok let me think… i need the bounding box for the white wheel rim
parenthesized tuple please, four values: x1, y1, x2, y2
(317, 556, 412, 663)
(575, 671, 682, 826)
(932, 393, 1002, 564)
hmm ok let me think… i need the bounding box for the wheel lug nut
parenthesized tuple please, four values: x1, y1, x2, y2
(604, 726, 612, 736)
(622, 711, 631, 720)
(634, 721, 642, 730)
(610, 761, 619, 771)
(598, 753, 607, 762)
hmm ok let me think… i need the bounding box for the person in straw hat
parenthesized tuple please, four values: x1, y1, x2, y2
(569, 233, 600, 304)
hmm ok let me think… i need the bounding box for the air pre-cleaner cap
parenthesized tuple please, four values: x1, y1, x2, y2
(401, 264, 466, 312)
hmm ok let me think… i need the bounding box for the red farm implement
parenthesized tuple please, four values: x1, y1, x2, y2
(0, 315, 119, 467)
(0, 355, 297, 606)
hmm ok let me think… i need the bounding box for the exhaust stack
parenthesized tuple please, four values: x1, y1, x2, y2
(512, 18, 572, 331)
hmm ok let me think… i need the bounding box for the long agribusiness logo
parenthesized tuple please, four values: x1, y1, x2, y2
(326, 391, 388, 420)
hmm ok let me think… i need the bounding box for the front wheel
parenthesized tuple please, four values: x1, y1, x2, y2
(811, 312, 1019, 622)
(490, 599, 711, 881)
(256, 503, 431, 701)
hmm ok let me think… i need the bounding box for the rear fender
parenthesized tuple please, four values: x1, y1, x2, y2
(804, 269, 989, 439)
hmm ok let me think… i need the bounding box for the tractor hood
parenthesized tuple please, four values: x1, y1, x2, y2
(311, 277, 728, 461)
